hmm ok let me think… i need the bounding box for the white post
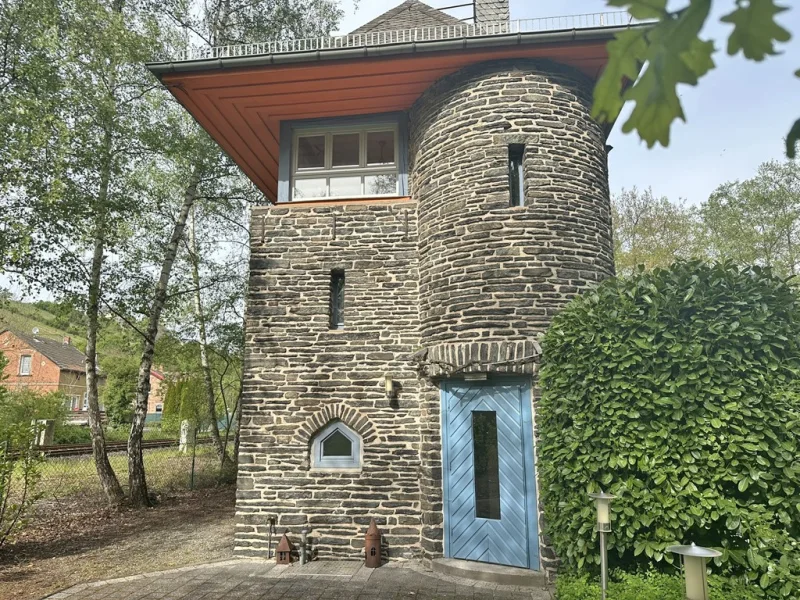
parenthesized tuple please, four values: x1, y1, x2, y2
(179, 419, 195, 453)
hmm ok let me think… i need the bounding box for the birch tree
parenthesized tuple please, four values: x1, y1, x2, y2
(123, 0, 345, 499)
(1, 0, 166, 505)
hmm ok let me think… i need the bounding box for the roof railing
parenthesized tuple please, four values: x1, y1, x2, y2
(171, 11, 645, 63)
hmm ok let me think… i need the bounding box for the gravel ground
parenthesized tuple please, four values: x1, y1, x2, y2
(0, 486, 235, 600)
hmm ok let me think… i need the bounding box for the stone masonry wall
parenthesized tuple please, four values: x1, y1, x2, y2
(237, 201, 423, 561)
(409, 59, 614, 575)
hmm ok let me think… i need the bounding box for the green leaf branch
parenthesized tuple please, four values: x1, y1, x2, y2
(594, 0, 797, 157)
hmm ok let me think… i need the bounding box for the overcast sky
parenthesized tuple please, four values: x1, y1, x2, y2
(337, 0, 800, 206)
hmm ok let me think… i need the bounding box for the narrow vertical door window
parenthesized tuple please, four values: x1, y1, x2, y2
(472, 411, 502, 520)
(330, 270, 345, 329)
(508, 144, 525, 207)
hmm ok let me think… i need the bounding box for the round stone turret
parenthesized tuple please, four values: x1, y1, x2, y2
(410, 59, 614, 351)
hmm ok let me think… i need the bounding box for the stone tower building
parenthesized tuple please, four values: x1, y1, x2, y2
(148, 0, 644, 578)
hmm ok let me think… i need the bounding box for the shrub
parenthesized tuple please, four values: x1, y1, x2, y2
(2, 388, 67, 428)
(555, 571, 760, 600)
(52, 425, 93, 444)
(0, 354, 44, 547)
(100, 356, 138, 427)
(539, 262, 800, 597)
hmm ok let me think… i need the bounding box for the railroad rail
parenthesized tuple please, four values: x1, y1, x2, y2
(36, 438, 210, 458)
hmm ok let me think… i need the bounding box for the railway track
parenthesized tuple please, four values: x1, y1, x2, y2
(36, 438, 209, 458)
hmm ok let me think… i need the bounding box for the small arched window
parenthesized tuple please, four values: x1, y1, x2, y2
(311, 421, 362, 470)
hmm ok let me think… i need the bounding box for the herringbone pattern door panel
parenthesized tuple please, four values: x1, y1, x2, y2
(442, 380, 539, 570)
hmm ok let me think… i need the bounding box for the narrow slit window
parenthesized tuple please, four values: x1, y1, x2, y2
(330, 270, 345, 330)
(508, 144, 525, 207)
(472, 410, 502, 520)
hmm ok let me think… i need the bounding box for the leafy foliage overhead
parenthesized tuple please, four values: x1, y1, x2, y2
(539, 261, 800, 598)
(594, 0, 797, 158)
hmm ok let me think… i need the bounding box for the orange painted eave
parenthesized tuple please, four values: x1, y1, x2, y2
(160, 41, 611, 203)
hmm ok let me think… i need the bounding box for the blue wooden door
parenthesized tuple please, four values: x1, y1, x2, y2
(441, 378, 539, 570)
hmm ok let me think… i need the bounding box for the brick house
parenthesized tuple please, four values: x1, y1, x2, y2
(148, 0, 645, 576)
(0, 328, 98, 419)
(147, 369, 166, 420)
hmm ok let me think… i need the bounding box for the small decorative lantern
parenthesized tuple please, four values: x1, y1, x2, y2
(667, 543, 722, 600)
(384, 376, 395, 398)
(276, 532, 293, 565)
(589, 490, 615, 532)
(589, 491, 616, 600)
(365, 518, 382, 568)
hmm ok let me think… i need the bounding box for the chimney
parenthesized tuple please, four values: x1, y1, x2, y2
(63, 336, 71, 345)
(475, 0, 509, 24)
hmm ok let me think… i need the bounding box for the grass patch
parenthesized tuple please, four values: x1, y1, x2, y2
(17, 446, 225, 502)
(556, 571, 760, 600)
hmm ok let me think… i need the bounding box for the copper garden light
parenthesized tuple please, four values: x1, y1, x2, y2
(589, 491, 616, 600)
(667, 543, 722, 600)
(365, 519, 382, 568)
(276, 532, 293, 565)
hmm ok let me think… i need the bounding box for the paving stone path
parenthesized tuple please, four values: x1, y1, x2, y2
(46, 559, 554, 600)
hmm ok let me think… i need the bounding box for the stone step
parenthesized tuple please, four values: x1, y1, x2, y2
(431, 558, 548, 587)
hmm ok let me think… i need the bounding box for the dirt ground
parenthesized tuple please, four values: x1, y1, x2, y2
(0, 486, 236, 600)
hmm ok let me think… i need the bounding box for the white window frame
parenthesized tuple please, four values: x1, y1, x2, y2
(292, 124, 400, 201)
(311, 421, 362, 470)
(19, 355, 32, 375)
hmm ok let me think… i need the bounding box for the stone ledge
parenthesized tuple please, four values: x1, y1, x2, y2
(411, 340, 541, 379)
(431, 558, 547, 587)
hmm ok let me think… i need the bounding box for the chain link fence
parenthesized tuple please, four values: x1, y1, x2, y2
(12, 439, 231, 508)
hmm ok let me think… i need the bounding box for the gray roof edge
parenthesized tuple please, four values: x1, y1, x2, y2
(146, 24, 649, 76)
(1, 327, 88, 371)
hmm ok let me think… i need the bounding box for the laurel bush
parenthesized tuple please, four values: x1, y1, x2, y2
(539, 262, 800, 598)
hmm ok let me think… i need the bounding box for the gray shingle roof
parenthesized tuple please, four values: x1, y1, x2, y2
(1, 329, 87, 372)
(350, 0, 461, 35)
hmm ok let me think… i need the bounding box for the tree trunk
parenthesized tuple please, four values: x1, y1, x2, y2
(87, 238, 126, 506)
(86, 148, 125, 505)
(128, 170, 200, 507)
(188, 204, 228, 467)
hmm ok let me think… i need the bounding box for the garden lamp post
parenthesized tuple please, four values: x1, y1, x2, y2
(667, 543, 722, 600)
(589, 491, 615, 600)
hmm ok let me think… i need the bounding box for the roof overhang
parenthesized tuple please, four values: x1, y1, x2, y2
(148, 24, 648, 203)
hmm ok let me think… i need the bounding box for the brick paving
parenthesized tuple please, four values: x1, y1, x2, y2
(45, 560, 554, 600)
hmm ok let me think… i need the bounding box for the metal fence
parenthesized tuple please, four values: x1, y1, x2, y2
(173, 11, 647, 62)
(11, 441, 228, 508)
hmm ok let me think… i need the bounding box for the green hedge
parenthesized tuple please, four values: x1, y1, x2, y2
(539, 262, 800, 597)
(556, 571, 759, 600)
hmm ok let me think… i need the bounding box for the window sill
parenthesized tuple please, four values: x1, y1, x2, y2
(275, 195, 412, 208)
(309, 467, 363, 474)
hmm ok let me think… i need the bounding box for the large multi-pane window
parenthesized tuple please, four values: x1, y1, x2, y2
(292, 126, 399, 200)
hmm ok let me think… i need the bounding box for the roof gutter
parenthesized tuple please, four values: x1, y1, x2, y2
(146, 24, 648, 77)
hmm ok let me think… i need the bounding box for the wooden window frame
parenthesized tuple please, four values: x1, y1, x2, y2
(278, 112, 409, 203)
